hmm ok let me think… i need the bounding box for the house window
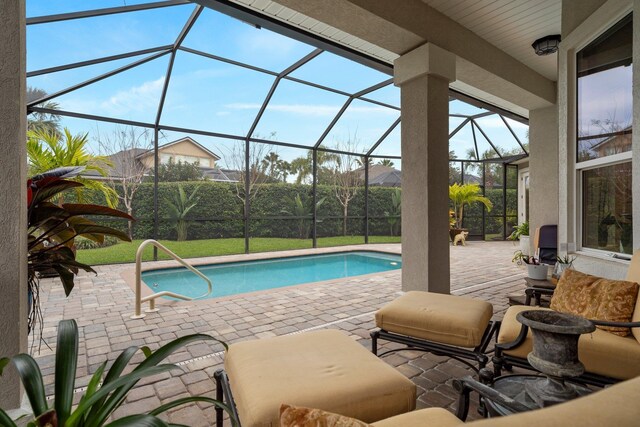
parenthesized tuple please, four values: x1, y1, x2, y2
(577, 14, 633, 254)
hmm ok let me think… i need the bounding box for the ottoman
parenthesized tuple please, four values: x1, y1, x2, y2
(214, 329, 416, 427)
(371, 291, 497, 371)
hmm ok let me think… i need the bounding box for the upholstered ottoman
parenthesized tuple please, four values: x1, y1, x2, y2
(214, 329, 416, 427)
(372, 291, 497, 370)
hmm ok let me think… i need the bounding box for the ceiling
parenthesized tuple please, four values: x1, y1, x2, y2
(422, 0, 561, 81)
(232, 0, 561, 83)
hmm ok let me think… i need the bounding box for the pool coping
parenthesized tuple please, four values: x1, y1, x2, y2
(121, 244, 402, 305)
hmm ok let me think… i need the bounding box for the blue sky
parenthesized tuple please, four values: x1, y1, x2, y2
(27, 0, 528, 167)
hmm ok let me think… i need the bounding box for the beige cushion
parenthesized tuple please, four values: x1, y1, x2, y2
(279, 404, 370, 427)
(498, 305, 640, 380)
(375, 291, 493, 348)
(371, 408, 462, 427)
(624, 249, 640, 343)
(469, 375, 640, 426)
(225, 330, 416, 427)
(550, 269, 639, 336)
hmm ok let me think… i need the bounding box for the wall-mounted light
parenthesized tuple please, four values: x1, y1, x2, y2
(532, 35, 561, 56)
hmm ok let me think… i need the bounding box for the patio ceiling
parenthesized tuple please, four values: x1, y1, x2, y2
(26, 0, 528, 162)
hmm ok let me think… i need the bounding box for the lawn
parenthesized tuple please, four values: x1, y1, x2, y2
(76, 236, 402, 265)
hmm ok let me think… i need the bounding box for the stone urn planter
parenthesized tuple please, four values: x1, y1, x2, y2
(516, 310, 595, 407)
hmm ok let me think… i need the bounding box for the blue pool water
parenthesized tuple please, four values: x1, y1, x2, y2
(141, 251, 401, 299)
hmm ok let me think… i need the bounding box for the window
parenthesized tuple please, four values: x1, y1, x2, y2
(577, 14, 633, 254)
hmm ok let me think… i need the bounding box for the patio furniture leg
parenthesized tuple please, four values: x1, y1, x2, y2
(370, 329, 380, 355)
(215, 370, 225, 427)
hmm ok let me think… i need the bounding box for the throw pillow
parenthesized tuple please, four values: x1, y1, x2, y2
(550, 269, 639, 336)
(280, 404, 371, 427)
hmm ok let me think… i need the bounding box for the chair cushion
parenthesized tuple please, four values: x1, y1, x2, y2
(225, 329, 416, 427)
(468, 375, 640, 426)
(624, 249, 640, 343)
(371, 408, 463, 427)
(550, 269, 639, 336)
(498, 305, 640, 380)
(375, 291, 493, 348)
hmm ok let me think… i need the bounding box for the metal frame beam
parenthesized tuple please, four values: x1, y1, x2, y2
(472, 119, 504, 160)
(26, 1, 191, 25)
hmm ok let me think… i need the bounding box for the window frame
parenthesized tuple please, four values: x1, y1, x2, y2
(575, 13, 633, 256)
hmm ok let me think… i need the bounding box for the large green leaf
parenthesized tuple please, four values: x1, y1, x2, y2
(52, 265, 77, 296)
(55, 319, 79, 426)
(30, 179, 83, 205)
(62, 204, 134, 221)
(85, 347, 139, 422)
(67, 364, 178, 427)
(91, 335, 224, 427)
(71, 224, 131, 242)
(12, 354, 48, 417)
(104, 414, 169, 427)
(0, 408, 18, 427)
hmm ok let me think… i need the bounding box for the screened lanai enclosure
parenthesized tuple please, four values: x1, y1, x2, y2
(26, 0, 529, 264)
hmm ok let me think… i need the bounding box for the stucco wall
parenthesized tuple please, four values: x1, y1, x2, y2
(0, 0, 28, 408)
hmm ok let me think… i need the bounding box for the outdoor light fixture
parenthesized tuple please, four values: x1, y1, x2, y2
(532, 35, 561, 55)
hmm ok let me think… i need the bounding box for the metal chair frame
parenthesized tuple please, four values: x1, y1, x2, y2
(371, 321, 500, 373)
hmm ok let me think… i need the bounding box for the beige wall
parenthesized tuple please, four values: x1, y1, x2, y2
(0, 0, 28, 408)
(140, 139, 216, 169)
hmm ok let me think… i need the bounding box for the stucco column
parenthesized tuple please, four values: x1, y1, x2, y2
(395, 43, 455, 294)
(529, 105, 559, 253)
(0, 0, 28, 409)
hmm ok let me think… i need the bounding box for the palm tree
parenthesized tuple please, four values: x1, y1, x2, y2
(449, 183, 493, 229)
(27, 128, 118, 207)
(27, 87, 61, 136)
(378, 159, 394, 167)
(166, 184, 201, 241)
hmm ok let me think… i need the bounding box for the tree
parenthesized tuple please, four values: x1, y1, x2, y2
(27, 128, 118, 207)
(449, 183, 493, 229)
(96, 126, 152, 238)
(384, 188, 401, 236)
(261, 151, 290, 182)
(26, 87, 61, 136)
(157, 158, 205, 182)
(289, 148, 340, 185)
(327, 138, 362, 236)
(378, 159, 394, 167)
(281, 193, 326, 239)
(290, 156, 312, 184)
(166, 184, 201, 241)
(224, 139, 271, 214)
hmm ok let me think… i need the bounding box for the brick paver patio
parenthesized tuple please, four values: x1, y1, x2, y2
(32, 241, 526, 425)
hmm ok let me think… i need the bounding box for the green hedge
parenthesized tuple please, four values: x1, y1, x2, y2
(80, 182, 403, 240)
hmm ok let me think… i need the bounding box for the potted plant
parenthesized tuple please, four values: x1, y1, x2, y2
(512, 250, 549, 280)
(508, 221, 530, 255)
(27, 167, 133, 335)
(448, 183, 493, 240)
(0, 319, 236, 426)
(553, 254, 576, 281)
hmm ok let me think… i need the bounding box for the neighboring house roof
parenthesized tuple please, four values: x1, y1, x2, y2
(369, 169, 402, 187)
(82, 148, 149, 179)
(136, 137, 221, 162)
(219, 169, 242, 182)
(202, 167, 238, 182)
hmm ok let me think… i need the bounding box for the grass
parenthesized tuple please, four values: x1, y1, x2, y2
(76, 236, 402, 266)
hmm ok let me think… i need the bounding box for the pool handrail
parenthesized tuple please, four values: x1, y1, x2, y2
(132, 239, 212, 319)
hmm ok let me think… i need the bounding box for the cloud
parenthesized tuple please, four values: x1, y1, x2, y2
(225, 102, 396, 117)
(238, 30, 299, 56)
(100, 76, 165, 115)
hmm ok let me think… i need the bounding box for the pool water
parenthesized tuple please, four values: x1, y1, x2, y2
(141, 251, 402, 299)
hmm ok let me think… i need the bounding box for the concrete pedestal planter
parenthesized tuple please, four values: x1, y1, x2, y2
(527, 263, 549, 280)
(519, 236, 531, 255)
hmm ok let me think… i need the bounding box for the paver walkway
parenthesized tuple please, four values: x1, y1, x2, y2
(32, 241, 526, 425)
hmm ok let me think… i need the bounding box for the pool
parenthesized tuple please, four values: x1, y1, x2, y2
(141, 251, 402, 299)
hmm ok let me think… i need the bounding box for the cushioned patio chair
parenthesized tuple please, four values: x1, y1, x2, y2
(494, 249, 640, 387)
(280, 374, 640, 426)
(214, 329, 416, 427)
(371, 291, 499, 373)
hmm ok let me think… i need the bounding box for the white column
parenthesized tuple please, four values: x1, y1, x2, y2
(0, 0, 28, 408)
(395, 43, 455, 294)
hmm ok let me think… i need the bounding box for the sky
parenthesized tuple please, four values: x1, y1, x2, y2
(26, 0, 529, 168)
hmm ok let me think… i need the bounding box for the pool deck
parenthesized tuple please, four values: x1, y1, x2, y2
(32, 241, 526, 425)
